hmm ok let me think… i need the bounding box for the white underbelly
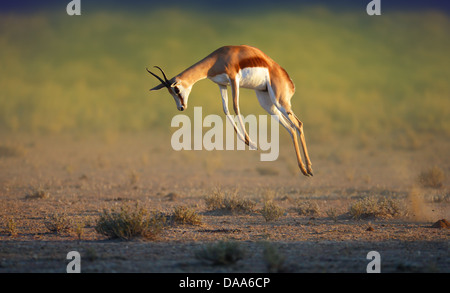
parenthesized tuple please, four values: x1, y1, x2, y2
(209, 73, 229, 86)
(208, 67, 269, 91)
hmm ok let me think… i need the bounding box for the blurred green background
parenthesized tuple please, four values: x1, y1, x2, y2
(0, 2, 449, 145)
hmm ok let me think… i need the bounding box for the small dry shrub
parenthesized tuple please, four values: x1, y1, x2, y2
(84, 247, 99, 262)
(204, 190, 224, 210)
(25, 188, 50, 199)
(262, 242, 286, 273)
(261, 201, 285, 222)
(45, 212, 72, 234)
(205, 189, 255, 214)
(0, 144, 26, 157)
(418, 166, 445, 188)
(256, 167, 279, 176)
(172, 206, 202, 225)
(195, 241, 246, 265)
(261, 189, 278, 202)
(296, 200, 320, 216)
(129, 170, 140, 185)
(74, 220, 85, 240)
(5, 218, 17, 236)
(349, 196, 404, 220)
(326, 207, 339, 222)
(430, 192, 450, 203)
(95, 204, 165, 240)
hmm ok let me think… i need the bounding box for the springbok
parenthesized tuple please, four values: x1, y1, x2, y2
(147, 45, 313, 176)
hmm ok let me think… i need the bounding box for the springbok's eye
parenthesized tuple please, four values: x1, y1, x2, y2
(173, 87, 180, 95)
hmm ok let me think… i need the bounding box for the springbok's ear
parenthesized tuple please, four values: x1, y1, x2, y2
(150, 83, 166, 91)
(170, 81, 181, 88)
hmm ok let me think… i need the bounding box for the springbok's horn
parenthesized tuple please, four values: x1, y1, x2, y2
(146, 67, 169, 87)
(153, 66, 170, 84)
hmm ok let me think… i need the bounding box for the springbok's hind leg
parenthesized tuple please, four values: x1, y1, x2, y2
(290, 126, 311, 176)
(255, 90, 311, 177)
(287, 112, 313, 176)
(266, 84, 313, 177)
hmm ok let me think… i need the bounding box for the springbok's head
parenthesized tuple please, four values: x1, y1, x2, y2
(147, 66, 192, 111)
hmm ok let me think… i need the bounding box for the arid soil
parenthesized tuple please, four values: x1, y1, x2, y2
(0, 132, 449, 273)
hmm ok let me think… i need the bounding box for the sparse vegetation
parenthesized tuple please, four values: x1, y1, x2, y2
(296, 200, 320, 216)
(0, 144, 26, 157)
(172, 206, 203, 225)
(430, 192, 450, 203)
(260, 201, 285, 222)
(195, 241, 246, 265)
(129, 170, 140, 185)
(25, 188, 50, 200)
(95, 204, 166, 240)
(349, 196, 405, 220)
(164, 192, 179, 201)
(44, 212, 72, 234)
(74, 220, 85, 240)
(262, 242, 287, 273)
(261, 189, 278, 202)
(255, 167, 279, 176)
(5, 218, 17, 236)
(84, 247, 99, 262)
(204, 189, 256, 214)
(418, 166, 445, 189)
(326, 207, 339, 222)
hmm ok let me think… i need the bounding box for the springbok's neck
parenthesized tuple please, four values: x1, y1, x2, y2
(177, 55, 215, 87)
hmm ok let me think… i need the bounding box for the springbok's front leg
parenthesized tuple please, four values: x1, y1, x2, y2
(218, 85, 248, 146)
(229, 78, 257, 150)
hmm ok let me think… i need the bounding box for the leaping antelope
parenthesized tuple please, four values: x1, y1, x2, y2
(147, 45, 313, 176)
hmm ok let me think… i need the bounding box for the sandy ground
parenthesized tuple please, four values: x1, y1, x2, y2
(0, 131, 449, 273)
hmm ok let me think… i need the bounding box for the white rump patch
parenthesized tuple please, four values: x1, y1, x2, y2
(208, 67, 269, 91)
(238, 67, 269, 90)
